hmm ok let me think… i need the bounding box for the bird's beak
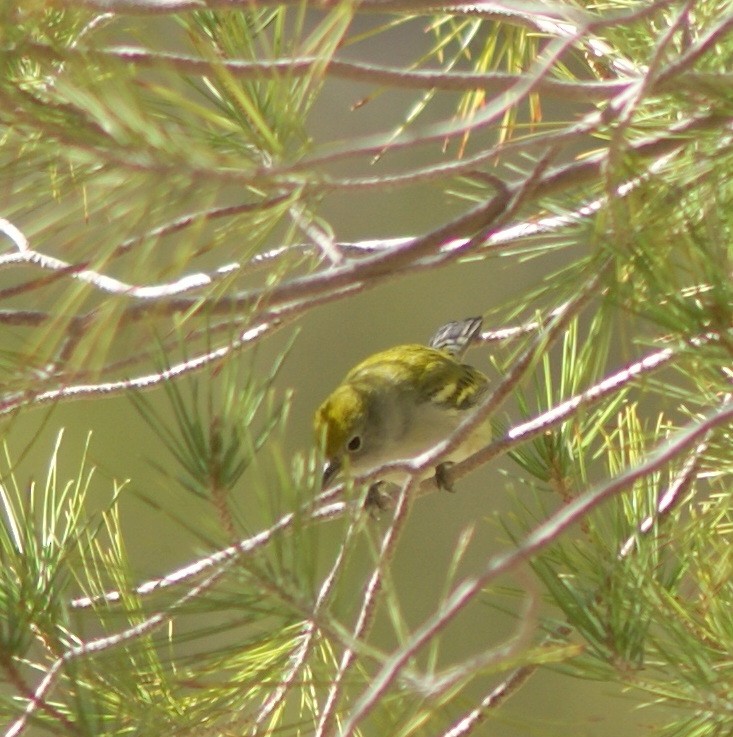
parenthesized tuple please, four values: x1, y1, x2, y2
(322, 458, 341, 488)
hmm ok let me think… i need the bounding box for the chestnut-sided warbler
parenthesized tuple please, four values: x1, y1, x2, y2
(314, 317, 491, 493)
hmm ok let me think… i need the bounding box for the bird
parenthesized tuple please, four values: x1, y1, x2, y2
(314, 317, 491, 502)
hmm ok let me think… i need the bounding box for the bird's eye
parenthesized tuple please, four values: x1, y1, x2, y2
(347, 435, 362, 452)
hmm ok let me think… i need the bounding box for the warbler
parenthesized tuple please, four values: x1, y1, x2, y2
(314, 317, 491, 495)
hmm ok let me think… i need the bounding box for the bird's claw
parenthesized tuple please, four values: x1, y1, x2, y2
(365, 482, 390, 516)
(435, 462, 456, 492)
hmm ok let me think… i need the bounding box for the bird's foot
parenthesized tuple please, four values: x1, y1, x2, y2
(435, 462, 456, 492)
(364, 482, 391, 516)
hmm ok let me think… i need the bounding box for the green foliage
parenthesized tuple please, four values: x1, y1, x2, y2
(0, 433, 93, 660)
(0, 2, 732, 736)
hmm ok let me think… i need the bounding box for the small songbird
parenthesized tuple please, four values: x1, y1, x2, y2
(314, 317, 491, 493)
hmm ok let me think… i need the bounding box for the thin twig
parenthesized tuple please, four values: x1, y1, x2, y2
(0, 654, 81, 736)
(415, 567, 540, 698)
(456, 346, 676, 479)
(315, 477, 418, 737)
(23, 42, 628, 101)
(6, 557, 236, 737)
(71, 492, 346, 609)
(438, 625, 573, 737)
(338, 399, 733, 737)
(250, 502, 365, 735)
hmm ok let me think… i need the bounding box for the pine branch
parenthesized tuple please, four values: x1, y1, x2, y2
(2, 3, 732, 735)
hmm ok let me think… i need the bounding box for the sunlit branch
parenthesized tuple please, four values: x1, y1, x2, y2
(439, 625, 573, 737)
(70, 493, 347, 609)
(24, 42, 628, 101)
(6, 558, 235, 737)
(452, 345, 676, 482)
(0, 321, 277, 416)
(250, 505, 363, 735)
(415, 567, 540, 698)
(339, 400, 733, 736)
(0, 655, 79, 736)
(314, 477, 417, 737)
(0, 115, 718, 351)
(114, 113, 724, 325)
(0, 218, 29, 252)
(0, 247, 229, 298)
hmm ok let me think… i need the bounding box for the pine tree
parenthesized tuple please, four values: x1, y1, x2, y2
(1, 2, 731, 736)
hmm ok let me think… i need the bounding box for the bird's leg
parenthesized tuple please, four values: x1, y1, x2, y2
(364, 482, 390, 514)
(435, 462, 456, 492)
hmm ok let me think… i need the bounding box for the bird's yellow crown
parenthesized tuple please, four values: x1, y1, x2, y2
(314, 382, 368, 461)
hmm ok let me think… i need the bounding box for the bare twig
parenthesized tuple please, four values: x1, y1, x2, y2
(250, 501, 365, 735)
(23, 42, 628, 102)
(0, 654, 80, 736)
(338, 399, 733, 736)
(459, 347, 676, 478)
(314, 477, 418, 737)
(0, 320, 279, 416)
(438, 625, 573, 737)
(0, 218, 29, 252)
